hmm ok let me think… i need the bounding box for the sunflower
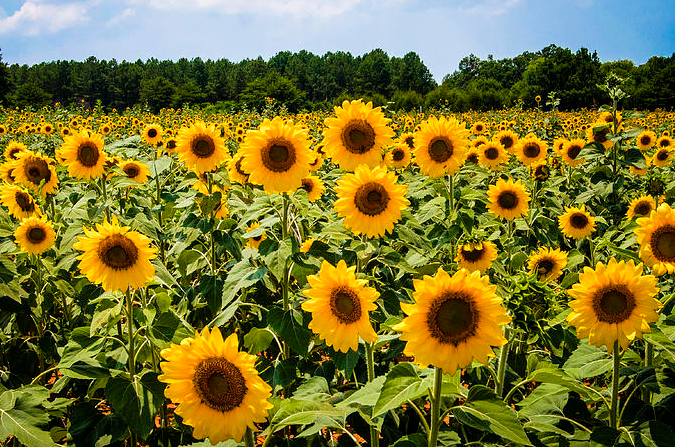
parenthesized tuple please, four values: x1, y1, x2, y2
(142, 124, 163, 145)
(567, 258, 660, 353)
(159, 327, 273, 443)
(465, 148, 480, 165)
(471, 135, 488, 150)
(392, 268, 510, 375)
(301, 260, 378, 353)
(176, 121, 230, 175)
(514, 135, 548, 166)
(656, 136, 673, 150)
(531, 159, 550, 181)
(478, 141, 508, 170)
(652, 147, 673, 168)
(0, 162, 17, 184)
(471, 121, 487, 135)
(0, 184, 40, 219)
(3, 141, 27, 161)
(455, 241, 497, 273)
(12, 151, 59, 196)
(486, 178, 530, 221)
(630, 154, 651, 176)
(413, 116, 469, 178)
(493, 130, 518, 154)
(59, 131, 108, 180)
(528, 247, 567, 281)
(239, 117, 311, 194)
(559, 205, 596, 239)
(322, 99, 394, 171)
(637, 130, 656, 151)
(553, 138, 567, 156)
(226, 153, 248, 186)
(334, 164, 410, 238)
(73, 216, 157, 292)
(119, 160, 149, 184)
(385, 143, 412, 169)
(308, 151, 324, 172)
(635, 203, 675, 275)
(300, 175, 325, 202)
(626, 195, 656, 220)
(586, 124, 613, 150)
(398, 132, 415, 150)
(164, 137, 178, 153)
(14, 216, 55, 255)
(561, 138, 586, 167)
(245, 222, 266, 249)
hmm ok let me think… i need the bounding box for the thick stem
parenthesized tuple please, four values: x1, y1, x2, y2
(366, 342, 379, 447)
(610, 341, 620, 429)
(448, 175, 455, 213)
(281, 193, 292, 360)
(428, 367, 444, 447)
(100, 177, 110, 221)
(643, 342, 654, 403)
(496, 330, 510, 397)
(244, 428, 255, 447)
(153, 151, 165, 264)
(126, 288, 137, 447)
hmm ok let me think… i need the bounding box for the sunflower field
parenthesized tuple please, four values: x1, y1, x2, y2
(1, 85, 675, 447)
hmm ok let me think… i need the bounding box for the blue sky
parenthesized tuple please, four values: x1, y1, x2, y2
(0, 0, 673, 82)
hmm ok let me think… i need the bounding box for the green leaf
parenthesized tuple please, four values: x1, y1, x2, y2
(563, 343, 612, 379)
(267, 399, 346, 438)
(644, 327, 675, 363)
(221, 259, 266, 307)
(340, 376, 386, 409)
(452, 385, 529, 445)
(176, 249, 203, 278)
(0, 386, 56, 447)
(243, 328, 274, 355)
(373, 363, 432, 417)
(263, 238, 293, 281)
(268, 308, 310, 356)
(527, 366, 587, 395)
(105, 371, 166, 439)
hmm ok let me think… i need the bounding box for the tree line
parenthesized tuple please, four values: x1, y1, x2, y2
(0, 45, 673, 112)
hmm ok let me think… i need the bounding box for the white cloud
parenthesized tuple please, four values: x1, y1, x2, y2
(106, 7, 135, 27)
(0, 1, 90, 35)
(130, 0, 366, 19)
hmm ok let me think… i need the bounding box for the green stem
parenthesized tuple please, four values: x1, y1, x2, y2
(448, 175, 455, 213)
(125, 288, 137, 447)
(281, 193, 291, 361)
(496, 330, 510, 397)
(610, 341, 621, 429)
(366, 342, 379, 447)
(428, 367, 444, 447)
(153, 150, 165, 264)
(643, 342, 654, 403)
(589, 237, 596, 266)
(244, 428, 255, 447)
(407, 399, 430, 435)
(100, 177, 110, 221)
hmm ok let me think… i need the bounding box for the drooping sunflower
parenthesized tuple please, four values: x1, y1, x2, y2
(0, 162, 17, 184)
(455, 241, 497, 273)
(59, 131, 108, 180)
(308, 151, 324, 172)
(652, 147, 673, 168)
(385, 143, 412, 169)
(245, 222, 266, 249)
(567, 258, 660, 353)
(531, 159, 550, 181)
(626, 195, 656, 220)
(3, 141, 27, 161)
(528, 247, 567, 281)
(559, 205, 596, 239)
(300, 175, 325, 202)
(514, 135, 548, 166)
(493, 130, 518, 154)
(392, 268, 511, 375)
(14, 216, 55, 255)
(334, 164, 410, 238)
(301, 260, 378, 353)
(471, 135, 488, 151)
(486, 178, 530, 221)
(1, 184, 41, 219)
(561, 138, 586, 167)
(73, 216, 157, 292)
(552, 138, 568, 156)
(635, 203, 675, 275)
(637, 130, 656, 151)
(322, 99, 394, 171)
(239, 117, 311, 194)
(227, 153, 249, 185)
(142, 124, 163, 145)
(413, 116, 469, 178)
(119, 160, 150, 184)
(12, 151, 58, 196)
(465, 148, 480, 165)
(478, 141, 508, 170)
(586, 124, 613, 150)
(159, 327, 273, 443)
(176, 121, 230, 174)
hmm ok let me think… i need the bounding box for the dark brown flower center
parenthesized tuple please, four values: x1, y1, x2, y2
(535, 165, 549, 179)
(594, 128, 609, 143)
(592, 284, 636, 323)
(466, 153, 479, 164)
(330, 285, 362, 324)
(536, 259, 554, 275)
(475, 124, 483, 131)
(523, 142, 541, 158)
(235, 157, 248, 177)
(123, 164, 140, 178)
(8, 148, 22, 160)
(354, 182, 390, 216)
(27, 226, 46, 244)
(460, 246, 486, 263)
(497, 191, 518, 210)
(392, 148, 405, 161)
(77, 143, 100, 167)
(428, 137, 453, 163)
(567, 144, 582, 159)
(640, 136, 652, 146)
(404, 136, 414, 149)
(98, 234, 139, 270)
(427, 292, 478, 345)
(166, 139, 177, 150)
(341, 119, 376, 154)
(657, 149, 669, 161)
(193, 357, 247, 412)
(484, 146, 499, 160)
(301, 178, 313, 193)
(649, 224, 675, 262)
(191, 136, 216, 158)
(659, 139, 671, 148)
(633, 201, 652, 216)
(147, 128, 158, 138)
(24, 158, 52, 185)
(500, 136, 514, 149)
(570, 213, 589, 229)
(261, 139, 296, 172)
(15, 191, 35, 212)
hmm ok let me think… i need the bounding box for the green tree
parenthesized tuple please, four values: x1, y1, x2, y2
(239, 72, 304, 112)
(139, 76, 176, 111)
(0, 48, 12, 105)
